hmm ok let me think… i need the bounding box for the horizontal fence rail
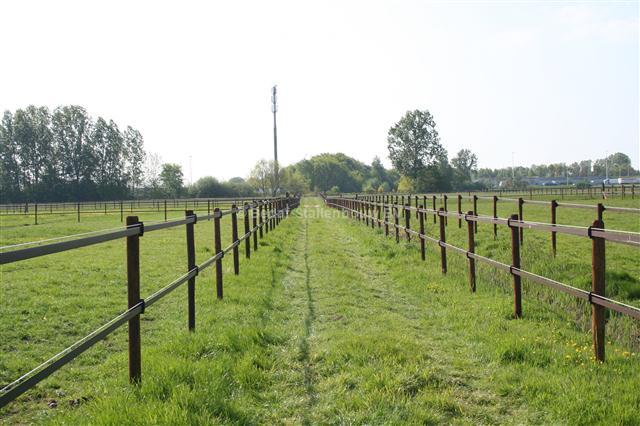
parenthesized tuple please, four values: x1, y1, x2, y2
(323, 195, 640, 364)
(0, 196, 288, 226)
(336, 182, 638, 201)
(0, 195, 301, 409)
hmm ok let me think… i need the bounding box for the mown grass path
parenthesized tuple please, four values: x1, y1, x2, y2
(5, 198, 639, 424)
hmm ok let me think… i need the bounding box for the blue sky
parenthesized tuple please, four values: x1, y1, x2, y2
(0, 0, 637, 181)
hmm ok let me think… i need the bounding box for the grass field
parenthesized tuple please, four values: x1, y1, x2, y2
(1, 196, 639, 424)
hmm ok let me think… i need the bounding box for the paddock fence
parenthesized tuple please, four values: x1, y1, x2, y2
(0, 197, 280, 225)
(322, 194, 640, 364)
(0, 195, 300, 409)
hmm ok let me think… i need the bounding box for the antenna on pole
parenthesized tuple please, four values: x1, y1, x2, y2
(271, 85, 279, 196)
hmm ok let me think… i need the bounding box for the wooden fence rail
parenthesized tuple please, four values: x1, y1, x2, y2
(0, 196, 289, 226)
(323, 195, 640, 364)
(339, 183, 638, 201)
(339, 192, 639, 257)
(0, 195, 300, 409)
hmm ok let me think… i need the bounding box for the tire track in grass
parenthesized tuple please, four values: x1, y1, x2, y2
(299, 213, 318, 422)
(302, 202, 527, 424)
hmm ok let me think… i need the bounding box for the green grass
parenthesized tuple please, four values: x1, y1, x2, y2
(1, 197, 639, 424)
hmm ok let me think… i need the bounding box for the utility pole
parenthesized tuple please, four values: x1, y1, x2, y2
(271, 85, 279, 196)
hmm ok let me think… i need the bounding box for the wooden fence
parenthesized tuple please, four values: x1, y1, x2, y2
(0, 195, 300, 408)
(0, 196, 281, 225)
(323, 194, 640, 364)
(339, 193, 639, 257)
(340, 183, 637, 200)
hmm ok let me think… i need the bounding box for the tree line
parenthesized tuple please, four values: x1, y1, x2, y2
(476, 152, 637, 182)
(1, 105, 145, 202)
(2, 105, 636, 202)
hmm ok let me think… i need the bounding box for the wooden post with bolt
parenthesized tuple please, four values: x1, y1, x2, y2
(438, 208, 447, 274)
(509, 214, 522, 318)
(591, 218, 606, 362)
(551, 200, 558, 257)
(185, 210, 196, 331)
(419, 205, 425, 260)
(126, 216, 142, 383)
(231, 205, 240, 275)
(214, 208, 223, 299)
(244, 203, 251, 259)
(466, 211, 476, 292)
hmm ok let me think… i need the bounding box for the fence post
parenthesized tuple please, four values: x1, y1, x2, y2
(259, 203, 264, 238)
(509, 214, 522, 318)
(384, 204, 389, 237)
(120, 201, 124, 222)
(214, 208, 223, 299)
(443, 194, 448, 226)
(126, 216, 142, 383)
(404, 204, 411, 241)
(185, 210, 196, 331)
(371, 201, 375, 229)
(591, 218, 606, 362)
(244, 203, 251, 259)
(518, 198, 524, 244)
(438, 208, 447, 274)
(473, 195, 478, 233)
(419, 205, 425, 260)
(77, 203, 80, 223)
(551, 200, 558, 257)
(272, 200, 276, 229)
(377, 202, 382, 228)
(457, 195, 462, 228)
(394, 206, 400, 243)
(266, 203, 270, 234)
(365, 202, 370, 226)
(252, 203, 258, 251)
(466, 211, 476, 292)
(432, 195, 437, 224)
(597, 203, 605, 222)
(492, 196, 498, 239)
(34, 203, 38, 225)
(231, 204, 240, 275)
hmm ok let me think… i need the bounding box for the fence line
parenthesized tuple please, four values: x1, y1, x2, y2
(323, 195, 640, 364)
(0, 195, 301, 409)
(336, 193, 638, 256)
(339, 183, 637, 201)
(0, 196, 287, 226)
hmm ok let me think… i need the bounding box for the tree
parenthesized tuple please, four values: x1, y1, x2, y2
(248, 159, 273, 195)
(160, 163, 183, 197)
(225, 177, 255, 197)
(370, 156, 387, 183)
(14, 106, 53, 191)
(192, 176, 225, 197)
(124, 126, 146, 193)
(451, 149, 478, 182)
(280, 168, 309, 195)
(377, 182, 391, 193)
(51, 105, 94, 185)
(397, 176, 413, 192)
(0, 111, 20, 201)
(387, 110, 447, 179)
